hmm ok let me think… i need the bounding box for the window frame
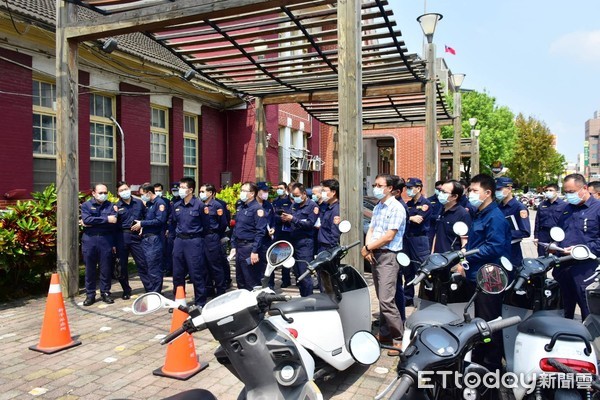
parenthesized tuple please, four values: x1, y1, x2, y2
(32, 79, 57, 159)
(89, 92, 116, 162)
(150, 105, 169, 166)
(183, 113, 198, 181)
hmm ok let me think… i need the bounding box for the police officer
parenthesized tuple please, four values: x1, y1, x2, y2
(433, 180, 472, 253)
(153, 183, 169, 277)
(81, 183, 118, 306)
(199, 183, 228, 297)
(171, 177, 208, 307)
(427, 180, 444, 247)
(391, 175, 409, 322)
(273, 181, 293, 287)
(556, 173, 600, 320)
(281, 182, 319, 297)
(534, 183, 567, 256)
(256, 182, 276, 288)
(317, 179, 341, 253)
(163, 183, 181, 277)
(230, 182, 268, 290)
(588, 181, 600, 200)
(131, 184, 167, 293)
(214, 193, 233, 289)
(463, 173, 512, 372)
(404, 177, 432, 307)
(114, 181, 146, 300)
(495, 177, 531, 266)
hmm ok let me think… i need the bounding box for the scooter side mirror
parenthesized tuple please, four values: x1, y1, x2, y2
(452, 221, 469, 237)
(338, 220, 351, 233)
(571, 245, 591, 260)
(396, 252, 411, 267)
(348, 331, 381, 365)
(266, 241, 294, 267)
(282, 257, 295, 269)
(549, 227, 565, 242)
(476, 264, 509, 294)
(499, 256, 513, 272)
(132, 292, 179, 315)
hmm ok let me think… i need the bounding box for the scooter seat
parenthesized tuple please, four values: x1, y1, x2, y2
(517, 312, 592, 341)
(271, 293, 339, 314)
(404, 303, 463, 330)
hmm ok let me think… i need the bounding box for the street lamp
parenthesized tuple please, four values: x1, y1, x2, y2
(451, 73, 465, 180)
(469, 118, 480, 176)
(417, 12, 443, 195)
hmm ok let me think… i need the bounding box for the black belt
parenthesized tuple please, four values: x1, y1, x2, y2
(176, 233, 202, 240)
(142, 233, 158, 238)
(84, 232, 112, 237)
(236, 239, 253, 245)
(373, 248, 398, 254)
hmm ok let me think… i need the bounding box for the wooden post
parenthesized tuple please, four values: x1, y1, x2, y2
(254, 97, 266, 182)
(452, 90, 462, 180)
(56, 0, 80, 297)
(424, 42, 437, 195)
(338, 0, 363, 273)
(332, 127, 339, 179)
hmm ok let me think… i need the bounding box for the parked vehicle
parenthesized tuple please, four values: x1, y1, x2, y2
(501, 227, 598, 400)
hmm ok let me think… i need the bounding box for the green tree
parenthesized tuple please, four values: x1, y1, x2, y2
(508, 114, 566, 188)
(442, 90, 517, 179)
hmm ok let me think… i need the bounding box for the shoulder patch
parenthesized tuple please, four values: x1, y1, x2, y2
(314, 207, 320, 215)
(257, 209, 264, 217)
(204, 207, 209, 214)
(159, 204, 165, 212)
(333, 216, 341, 225)
(217, 208, 223, 216)
(422, 204, 429, 212)
(520, 209, 528, 218)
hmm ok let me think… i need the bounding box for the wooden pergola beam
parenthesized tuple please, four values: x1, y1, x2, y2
(66, 0, 314, 40)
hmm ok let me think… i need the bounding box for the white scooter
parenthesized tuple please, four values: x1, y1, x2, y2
(266, 221, 372, 379)
(501, 227, 598, 400)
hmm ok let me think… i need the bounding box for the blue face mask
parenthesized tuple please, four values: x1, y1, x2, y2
(406, 188, 416, 198)
(495, 190, 506, 201)
(277, 189, 285, 196)
(293, 195, 303, 204)
(565, 192, 582, 205)
(96, 193, 108, 203)
(312, 194, 319, 202)
(199, 193, 208, 201)
(119, 190, 131, 200)
(468, 192, 483, 208)
(373, 187, 385, 200)
(141, 194, 151, 203)
(437, 192, 450, 205)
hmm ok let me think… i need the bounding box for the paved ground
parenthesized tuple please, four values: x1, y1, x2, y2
(0, 214, 541, 400)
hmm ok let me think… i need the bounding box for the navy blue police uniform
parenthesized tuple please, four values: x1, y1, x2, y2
(115, 196, 146, 297)
(232, 199, 268, 290)
(404, 180, 432, 305)
(164, 185, 181, 277)
(465, 200, 512, 372)
(139, 196, 167, 293)
(171, 196, 208, 307)
(433, 204, 472, 253)
(556, 196, 600, 320)
(272, 194, 293, 286)
(394, 194, 409, 321)
(534, 197, 567, 256)
(261, 198, 277, 289)
(201, 197, 228, 296)
(427, 193, 443, 247)
(289, 198, 319, 297)
(317, 201, 341, 253)
(496, 178, 531, 267)
(215, 197, 232, 287)
(81, 198, 117, 298)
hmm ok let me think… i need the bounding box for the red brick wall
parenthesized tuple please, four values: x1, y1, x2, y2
(200, 105, 227, 186)
(170, 97, 184, 185)
(225, 108, 255, 183)
(117, 83, 150, 186)
(0, 48, 33, 196)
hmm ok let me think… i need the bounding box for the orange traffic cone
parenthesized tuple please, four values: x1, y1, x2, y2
(153, 286, 208, 380)
(29, 273, 81, 354)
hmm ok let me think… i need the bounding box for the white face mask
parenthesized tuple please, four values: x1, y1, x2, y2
(240, 191, 249, 202)
(545, 191, 556, 200)
(321, 192, 330, 202)
(178, 188, 189, 198)
(260, 192, 269, 201)
(119, 190, 131, 200)
(96, 193, 108, 202)
(155, 191, 162, 197)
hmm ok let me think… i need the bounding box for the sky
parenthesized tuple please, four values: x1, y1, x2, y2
(390, 0, 600, 163)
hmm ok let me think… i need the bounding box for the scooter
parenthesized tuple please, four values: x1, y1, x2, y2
(360, 263, 523, 400)
(266, 220, 372, 379)
(132, 243, 323, 400)
(501, 227, 598, 400)
(397, 222, 480, 351)
(583, 263, 600, 359)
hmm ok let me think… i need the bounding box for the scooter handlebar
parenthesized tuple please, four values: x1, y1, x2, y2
(512, 276, 527, 291)
(344, 240, 361, 250)
(487, 316, 521, 333)
(297, 268, 312, 282)
(390, 375, 414, 400)
(408, 272, 427, 286)
(160, 325, 187, 345)
(462, 248, 479, 257)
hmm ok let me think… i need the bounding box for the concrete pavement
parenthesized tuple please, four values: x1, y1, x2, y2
(0, 216, 541, 400)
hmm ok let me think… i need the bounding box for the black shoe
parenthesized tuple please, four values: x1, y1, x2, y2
(83, 296, 95, 306)
(121, 293, 131, 300)
(101, 293, 114, 304)
(405, 299, 414, 307)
